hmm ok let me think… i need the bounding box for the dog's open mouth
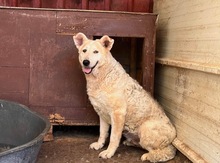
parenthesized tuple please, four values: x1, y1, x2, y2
(82, 61, 99, 74)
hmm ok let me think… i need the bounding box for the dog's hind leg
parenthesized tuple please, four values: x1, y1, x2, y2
(138, 120, 176, 162)
(90, 116, 110, 150)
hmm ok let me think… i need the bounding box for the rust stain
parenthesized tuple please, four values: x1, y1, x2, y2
(49, 113, 65, 124)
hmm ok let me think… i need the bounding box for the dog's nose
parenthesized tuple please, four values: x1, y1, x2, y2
(83, 60, 90, 66)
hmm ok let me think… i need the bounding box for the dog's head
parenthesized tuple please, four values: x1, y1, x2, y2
(73, 33, 114, 75)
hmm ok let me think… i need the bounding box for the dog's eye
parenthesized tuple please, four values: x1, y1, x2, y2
(94, 50, 99, 54)
(82, 49, 87, 53)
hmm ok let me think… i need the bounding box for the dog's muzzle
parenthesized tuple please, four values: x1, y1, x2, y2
(82, 60, 99, 74)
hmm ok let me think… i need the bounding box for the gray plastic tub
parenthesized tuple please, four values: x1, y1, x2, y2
(0, 100, 50, 163)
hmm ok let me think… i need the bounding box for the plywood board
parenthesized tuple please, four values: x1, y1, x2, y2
(155, 66, 220, 163)
(155, 0, 220, 65)
(154, 1, 220, 162)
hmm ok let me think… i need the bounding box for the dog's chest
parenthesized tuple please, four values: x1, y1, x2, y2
(88, 91, 112, 124)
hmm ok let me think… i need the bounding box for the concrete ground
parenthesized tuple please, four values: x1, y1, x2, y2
(36, 126, 191, 163)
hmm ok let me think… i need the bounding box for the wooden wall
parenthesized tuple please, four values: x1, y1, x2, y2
(0, 0, 153, 12)
(154, 1, 220, 163)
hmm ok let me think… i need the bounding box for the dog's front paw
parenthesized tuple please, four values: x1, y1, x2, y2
(98, 149, 115, 159)
(89, 142, 104, 150)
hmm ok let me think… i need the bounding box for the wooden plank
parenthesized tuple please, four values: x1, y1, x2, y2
(156, 95, 219, 163)
(156, 90, 220, 145)
(168, 111, 218, 163)
(154, 1, 220, 24)
(155, 66, 220, 123)
(173, 138, 208, 163)
(168, 112, 220, 163)
(156, 58, 220, 75)
(157, 25, 220, 41)
(157, 5, 220, 29)
(156, 42, 220, 58)
(155, 0, 220, 66)
(154, 66, 220, 163)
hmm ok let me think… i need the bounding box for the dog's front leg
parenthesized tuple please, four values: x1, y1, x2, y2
(99, 110, 125, 159)
(90, 116, 110, 150)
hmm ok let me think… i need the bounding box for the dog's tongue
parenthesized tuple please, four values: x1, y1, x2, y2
(83, 67, 92, 74)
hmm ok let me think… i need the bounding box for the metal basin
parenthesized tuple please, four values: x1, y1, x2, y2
(0, 100, 50, 163)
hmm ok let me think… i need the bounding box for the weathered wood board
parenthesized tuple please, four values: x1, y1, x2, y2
(154, 0, 220, 162)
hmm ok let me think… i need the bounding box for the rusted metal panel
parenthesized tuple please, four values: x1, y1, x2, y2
(53, 107, 99, 125)
(30, 34, 88, 107)
(0, 9, 31, 105)
(30, 106, 55, 117)
(0, 0, 153, 13)
(56, 11, 154, 37)
(0, 8, 91, 124)
(31, 106, 99, 125)
(0, 7, 157, 126)
(142, 24, 157, 93)
(26, 10, 88, 108)
(0, 10, 30, 67)
(0, 67, 29, 105)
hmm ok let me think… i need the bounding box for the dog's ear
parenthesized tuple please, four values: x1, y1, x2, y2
(100, 35, 114, 51)
(73, 33, 88, 49)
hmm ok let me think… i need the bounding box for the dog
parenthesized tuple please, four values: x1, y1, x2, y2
(73, 33, 176, 162)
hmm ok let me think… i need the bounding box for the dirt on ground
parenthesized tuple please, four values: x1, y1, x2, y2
(36, 126, 191, 163)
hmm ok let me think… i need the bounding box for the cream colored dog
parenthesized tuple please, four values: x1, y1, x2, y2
(73, 33, 176, 162)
